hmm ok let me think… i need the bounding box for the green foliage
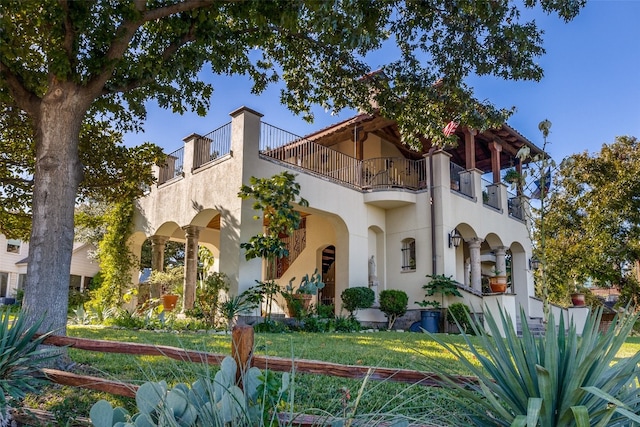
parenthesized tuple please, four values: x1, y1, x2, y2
(286, 269, 325, 295)
(195, 272, 230, 327)
(542, 136, 640, 306)
(302, 316, 331, 333)
(0, 308, 58, 411)
(254, 319, 289, 333)
(433, 307, 640, 426)
(90, 356, 290, 427)
(417, 274, 462, 308)
(147, 267, 185, 296)
(238, 172, 309, 261)
(219, 292, 260, 332)
(378, 290, 408, 330)
(445, 302, 474, 335)
(91, 201, 137, 309)
(316, 304, 335, 319)
(248, 280, 281, 322)
(334, 315, 361, 332)
(340, 287, 375, 318)
(68, 289, 91, 313)
(140, 239, 186, 270)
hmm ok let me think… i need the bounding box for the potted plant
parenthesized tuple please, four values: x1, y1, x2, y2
(503, 168, 521, 185)
(489, 268, 507, 293)
(570, 285, 586, 307)
(416, 274, 462, 333)
(282, 269, 325, 318)
(147, 267, 183, 312)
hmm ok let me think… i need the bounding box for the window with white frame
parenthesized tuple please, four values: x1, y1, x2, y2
(6, 239, 20, 254)
(401, 238, 416, 271)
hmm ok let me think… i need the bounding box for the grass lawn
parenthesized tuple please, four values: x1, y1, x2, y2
(23, 326, 640, 425)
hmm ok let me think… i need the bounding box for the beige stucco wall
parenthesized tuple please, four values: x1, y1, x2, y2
(133, 106, 538, 324)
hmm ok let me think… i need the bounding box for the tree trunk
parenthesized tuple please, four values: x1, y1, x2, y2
(23, 83, 87, 336)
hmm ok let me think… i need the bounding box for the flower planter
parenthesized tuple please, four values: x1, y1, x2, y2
(285, 294, 312, 318)
(161, 294, 179, 312)
(571, 293, 586, 307)
(489, 276, 507, 293)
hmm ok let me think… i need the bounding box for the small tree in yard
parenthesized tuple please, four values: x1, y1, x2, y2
(379, 290, 408, 330)
(341, 287, 375, 319)
(1, 0, 584, 335)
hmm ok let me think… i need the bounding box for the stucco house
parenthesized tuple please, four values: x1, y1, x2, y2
(0, 234, 99, 302)
(132, 106, 587, 333)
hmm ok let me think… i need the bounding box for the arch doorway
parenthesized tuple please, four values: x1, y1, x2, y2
(319, 245, 335, 306)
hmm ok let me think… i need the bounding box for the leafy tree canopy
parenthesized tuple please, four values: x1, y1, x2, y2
(0, 0, 584, 334)
(0, 105, 162, 239)
(542, 136, 640, 305)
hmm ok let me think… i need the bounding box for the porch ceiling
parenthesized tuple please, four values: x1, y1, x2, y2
(302, 113, 545, 173)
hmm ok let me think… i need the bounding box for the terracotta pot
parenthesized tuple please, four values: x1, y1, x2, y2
(161, 294, 179, 312)
(489, 276, 507, 293)
(286, 294, 312, 318)
(571, 293, 586, 307)
(489, 283, 507, 293)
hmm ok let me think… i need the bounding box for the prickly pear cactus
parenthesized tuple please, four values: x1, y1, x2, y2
(89, 356, 278, 427)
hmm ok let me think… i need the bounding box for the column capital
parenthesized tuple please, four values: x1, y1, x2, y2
(467, 237, 484, 249)
(494, 246, 509, 256)
(150, 235, 169, 246)
(182, 225, 202, 238)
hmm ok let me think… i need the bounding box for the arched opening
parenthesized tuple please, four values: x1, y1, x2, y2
(319, 245, 335, 306)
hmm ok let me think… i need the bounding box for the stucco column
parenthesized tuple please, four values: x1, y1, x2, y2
(494, 246, 508, 278)
(468, 238, 484, 292)
(149, 235, 168, 298)
(182, 225, 201, 311)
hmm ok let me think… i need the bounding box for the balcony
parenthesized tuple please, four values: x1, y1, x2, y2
(154, 117, 527, 220)
(259, 123, 427, 192)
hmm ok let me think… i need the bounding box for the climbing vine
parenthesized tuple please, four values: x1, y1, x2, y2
(89, 200, 137, 309)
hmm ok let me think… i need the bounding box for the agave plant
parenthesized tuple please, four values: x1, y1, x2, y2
(434, 307, 640, 426)
(0, 307, 57, 411)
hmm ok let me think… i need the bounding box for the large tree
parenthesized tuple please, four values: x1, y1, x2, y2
(542, 136, 640, 305)
(0, 0, 584, 335)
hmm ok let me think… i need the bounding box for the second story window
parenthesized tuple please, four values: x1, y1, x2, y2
(6, 239, 20, 254)
(401, 238, 416, 272)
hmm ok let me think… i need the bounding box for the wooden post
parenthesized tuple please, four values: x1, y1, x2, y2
(231, 325, 254, 388)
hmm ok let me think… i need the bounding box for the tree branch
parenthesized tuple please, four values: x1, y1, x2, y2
(87, 0, 216, 97)
(102, 28, 197, 95)
(0, 62, 40, 117)
(57, 0, 76, 68)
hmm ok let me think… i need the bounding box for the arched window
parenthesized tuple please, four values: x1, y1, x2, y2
(401, 238, 416, 271)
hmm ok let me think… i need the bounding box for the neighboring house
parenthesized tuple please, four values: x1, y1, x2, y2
(132, 106, 586, 332)
(0, 234, 99, 299)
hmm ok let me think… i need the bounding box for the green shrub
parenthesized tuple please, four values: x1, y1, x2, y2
(434, 307, 640, 426)
(334, 315, 361, 332)
(379, 290, 408, 330)
(316, 303, 335, 319)
(254, 319, 288, 333)
(303, 317, 330, 333)
(445, 302, 474, 335)
(68, 289, 91, 312)
(195, 272, 230, 327)
(341, 287, 375, 317)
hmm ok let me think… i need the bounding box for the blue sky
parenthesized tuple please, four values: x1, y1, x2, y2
(123, 1, 640, 163)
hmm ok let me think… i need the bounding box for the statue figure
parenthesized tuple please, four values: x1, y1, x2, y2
(368, 255, 380, 304)
(368, 255, 376, 281)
